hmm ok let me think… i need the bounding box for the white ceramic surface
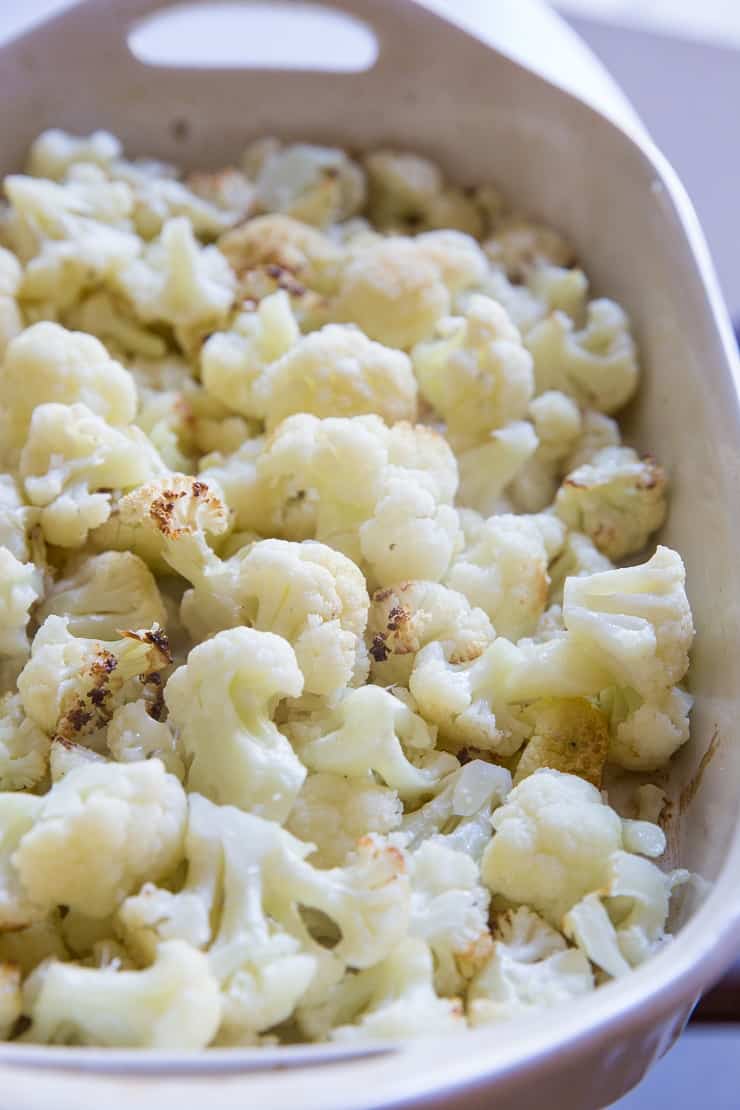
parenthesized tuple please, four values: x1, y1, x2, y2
(1, 2, 739, 1107)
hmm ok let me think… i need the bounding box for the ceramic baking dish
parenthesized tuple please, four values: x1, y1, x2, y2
(2, 1, 740, 1107)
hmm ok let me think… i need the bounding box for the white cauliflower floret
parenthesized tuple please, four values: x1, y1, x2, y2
(446, 513, 563, 641)
(548, 531, 613, 606)
(64, 289, 168, 360)
(363, 149, 482, 237)
(0, 247, 23, 359)
(508, 390, 583, 512)
(329, 939, 464, 1041)
(27, 129, 122, 179)
(468, 906, 593, 1025)
(254, 142, 365, 226)
(0, 793, 44, 930)
(410, 637, 530, 756)
(600, 685, 692, 772)
(0, 547, 42, 658)
(106, 701, 184, 781)
(0, 694, 50, 791)
(4, 169, 133, 251)
(200, 289, 299, 419)
(0, 477, 38, 563)
(334, 237, 450, 349)
(256, 415, 461, 586)
(564, 851, 687, 977)
(566, 410, 621, 471)
(120, 796, 409, 1040)
(48, 738, 107, 783)
(13, 759, 186, 918)
(408, 840, 492, 995)
(287, 774, 402, 868)
(294, 685, 455, 802)
(480, 769, 624, 926)
(188, 538, 369, 697)
(164, 627, 305, 822)
(413, 231, 488, 295)
(37, 551, 165, 640)
(21, 940, 221, 1049)
(397, 760, 511, 862)
(484, 217, 575, 281)
(17, 615, 172, 740)
(526, 299, 638, 413)
(563, 546, 693, 704)
(19, 401, 167, 547)
(198, 437, 267, 533)
(0, 963, 21, 1038)
(257, 324, 418, 430)
(113, 216, 235, 338)
(468, 262, 587, 336)
(555, 446, 667, 559)
(0, 322, 137, 451)
(367, 580, 494, 686)
(97, 472, 230, 575)
(456, 421, 538, 517)
(412, 294, 534, 448)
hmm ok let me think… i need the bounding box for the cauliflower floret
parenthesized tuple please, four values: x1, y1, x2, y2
(445, 513, 563, 641)
(334, 238, 450, 349)
(0, 694, 50, 791)
(198, 436, 267, 533)
(600, 684, 692, 772)
(37, 551, 165, 640)
(200, 289, 299, 419)
(329, 939, 464, 1041)
(294, 685, 456, 801)
(113, 217, 235, 342)
(254, 142, 365, 227)
(508, 390, 583, 512)
(0, 793, 44, 930)
(186, 538, 368, 696)
(548, 531, 613, 606)
(396, 760, 511, 861)
(17, 615, 171, 741)
(19, 401, 167, 547)
(95, 473, 230, 574)
(408, 840, 492, 995)
(0, 322, 137, 451)
(526, 299, 638, 413)
(48, 738, 107, 783)
(217, 213, 341, 323)
(27, 129, 122, 179)
(456, 420, 539, 517)
(5, 169, 133, 250)
(287, 774, 402, 868)
(63, 289, 168, 359)
(410, 637, 530, 756)
(120, 796, 408, 1039)
(468, 906, 593, 1025)
(13, 759, 186, 918)
(0, 547, 42, 658)
(0, 247, 23, 359)
(564, 851, 687, 977)
(363, 149, 482, 237)
(413, 231, 488, 295)
(0, 477, 38, 563)
(21, 939, 221, 1049)
(513, 697, 609, 788)
(367, 580, 494, 686)
(468, 263, 588, 337)
(0, 963, 21, 1038)
(480, 769, 625, 925)
(412, 295, 534, 448)
(555, 446, 667, 559)
(484, 217, 576, 281)
(106, 701, 184, 780)
(257, 324, 418, 430)
(164, 627, 305, 822)
(563, 546, 693, 704)
(256, 415, 461, 586)
(566, 409, 621, 472)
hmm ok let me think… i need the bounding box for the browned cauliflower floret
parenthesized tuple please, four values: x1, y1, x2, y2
(514, 698, 610, 788)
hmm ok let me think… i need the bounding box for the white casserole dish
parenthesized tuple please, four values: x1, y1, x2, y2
(1, 1, 740, 1106)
